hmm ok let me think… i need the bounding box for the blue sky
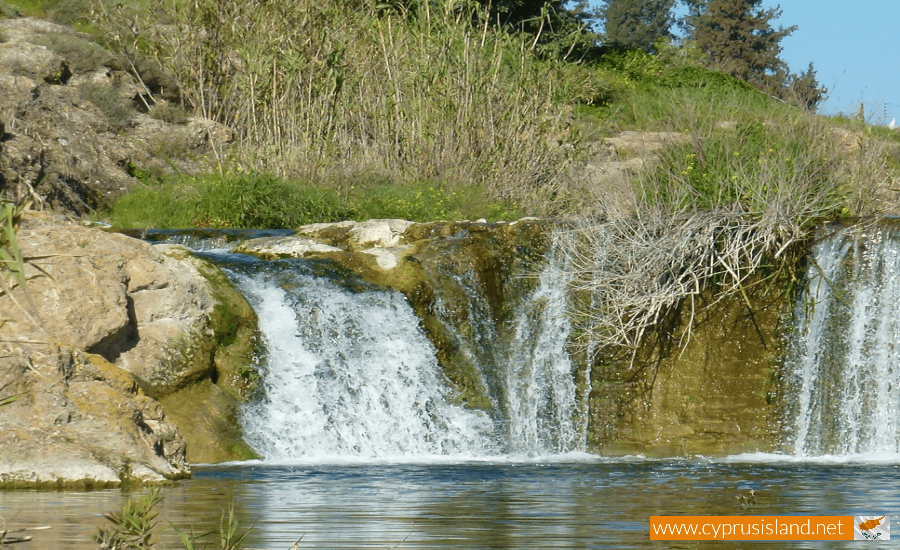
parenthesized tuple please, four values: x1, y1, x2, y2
(777, 0, 899, 125)
(588, 1, 900, 126)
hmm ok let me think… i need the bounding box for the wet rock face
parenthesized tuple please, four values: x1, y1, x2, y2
(0, 213, 258, 485)
(0, 17, 230, 215)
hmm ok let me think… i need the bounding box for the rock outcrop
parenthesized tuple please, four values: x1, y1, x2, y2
(0, 17, 230, 215)
(0, 212, 258, 486)
(567, 131, 689, 218)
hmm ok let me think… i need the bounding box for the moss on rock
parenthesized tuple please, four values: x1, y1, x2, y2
(589, 281, 787, 456)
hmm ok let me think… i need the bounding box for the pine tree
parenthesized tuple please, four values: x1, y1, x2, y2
(599, 0, 676, 52)
(683, 0, 795, 93)
(785, 62, 827, 111)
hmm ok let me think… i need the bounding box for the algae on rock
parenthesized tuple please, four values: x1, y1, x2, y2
(587, 283, 786, 457)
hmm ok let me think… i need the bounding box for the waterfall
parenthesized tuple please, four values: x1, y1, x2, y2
(787, 225, 900, 457)
(503, 244, 584, 454)
(214, 243, 584, 461)
(225, 259, 496, 460)
(422, 241, 586, 456)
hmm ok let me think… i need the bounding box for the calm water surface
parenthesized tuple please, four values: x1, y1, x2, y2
(1, 458, 897, 549)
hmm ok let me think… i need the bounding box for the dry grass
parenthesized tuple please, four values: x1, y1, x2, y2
(556, 108, 899, 355)
(96, 0, 605, 214)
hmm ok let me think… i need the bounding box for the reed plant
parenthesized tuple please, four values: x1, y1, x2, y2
(98, 489, 252, 550)
(96, 0, 605, 215)
(0, 199, 53, 330)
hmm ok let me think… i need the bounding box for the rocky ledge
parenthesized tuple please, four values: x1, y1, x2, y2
(0, 213, 258, 487)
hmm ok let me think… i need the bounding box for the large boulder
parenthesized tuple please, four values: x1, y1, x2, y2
(0, 212, 258, 486)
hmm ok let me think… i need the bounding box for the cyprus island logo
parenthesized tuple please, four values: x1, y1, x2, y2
(854, 516, 889, 540)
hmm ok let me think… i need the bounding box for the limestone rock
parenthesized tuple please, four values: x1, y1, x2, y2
(347, 219, 414, 249)
(567, 131, 689, 218)
(0, 212, 258, 485)
(0, 345, 189, 487)
(234, 235, 343, 259)
(5, 214, 217, 394)
(360, 246, 413, 270)
(237, 220, 419, 273)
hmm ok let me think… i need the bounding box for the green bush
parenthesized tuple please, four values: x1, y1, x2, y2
(148, 103, 189, 124)
(78, 83, 134, 130)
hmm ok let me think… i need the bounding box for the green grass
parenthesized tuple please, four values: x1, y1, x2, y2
(104, 172, 522, 229)
(1, 0, 97, 30)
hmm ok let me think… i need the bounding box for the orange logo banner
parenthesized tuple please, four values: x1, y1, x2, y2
(650, 516, 857, 540)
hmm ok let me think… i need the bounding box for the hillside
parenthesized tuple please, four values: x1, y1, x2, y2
(1, 1, 899, 227)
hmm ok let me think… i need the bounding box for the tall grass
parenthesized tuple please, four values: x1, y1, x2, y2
(97, 0, 607, 214)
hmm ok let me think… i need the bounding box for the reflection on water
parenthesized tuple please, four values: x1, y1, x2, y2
(1, 458, 899, 549)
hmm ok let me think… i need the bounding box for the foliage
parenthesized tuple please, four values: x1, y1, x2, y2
(217, 505, 252, 550)
(97, 488, 162, 549)
(476, 0, 600, 59)
(783, 62, 827, 111)
(105, 171, 522, 229)
(680, 0, 824, 110)
(597, 0, 675, 53)
(94, 0, 605, 215)
(28, 31, 116, 73)
(98, 490, 253, 549)
(682, 0, 795, 87)
(350, 180, 522, 222)
(1, 0, 95, 28)
(0, 199, 50, 329)
(77, 83, 135, 130)
(0, 201, 31, 309)
(147, 102, 189, 124)
(558, 97, 897, 356)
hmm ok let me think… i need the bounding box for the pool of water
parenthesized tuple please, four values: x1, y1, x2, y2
(2, 457, 898, 549)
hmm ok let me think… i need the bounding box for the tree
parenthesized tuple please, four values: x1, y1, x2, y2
(599, 0, 676, 53)
(785, 62, 827, 111)
(478, 0, 599, 59)
(682, 0, 795, 94)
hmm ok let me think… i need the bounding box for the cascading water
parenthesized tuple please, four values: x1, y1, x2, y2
(209, 239, 584, 461)
(503, 244, 584, 454)
(419, 241, 586, 456)
(786, 224, 900, 457)
(224, 259, 497, 460)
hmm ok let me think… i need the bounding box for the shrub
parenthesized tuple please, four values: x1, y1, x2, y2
(77, 83, 134, 130)
(96, 488, 162, 549)
(29, 31, 115, 73)
(148, 102, 189, 124)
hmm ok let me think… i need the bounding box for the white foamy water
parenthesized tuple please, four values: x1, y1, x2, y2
(231, 264, 497, 461)
(787, 225, 900, 457)
(504, 243, 584, 454)
(217, 236, 584, 462)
